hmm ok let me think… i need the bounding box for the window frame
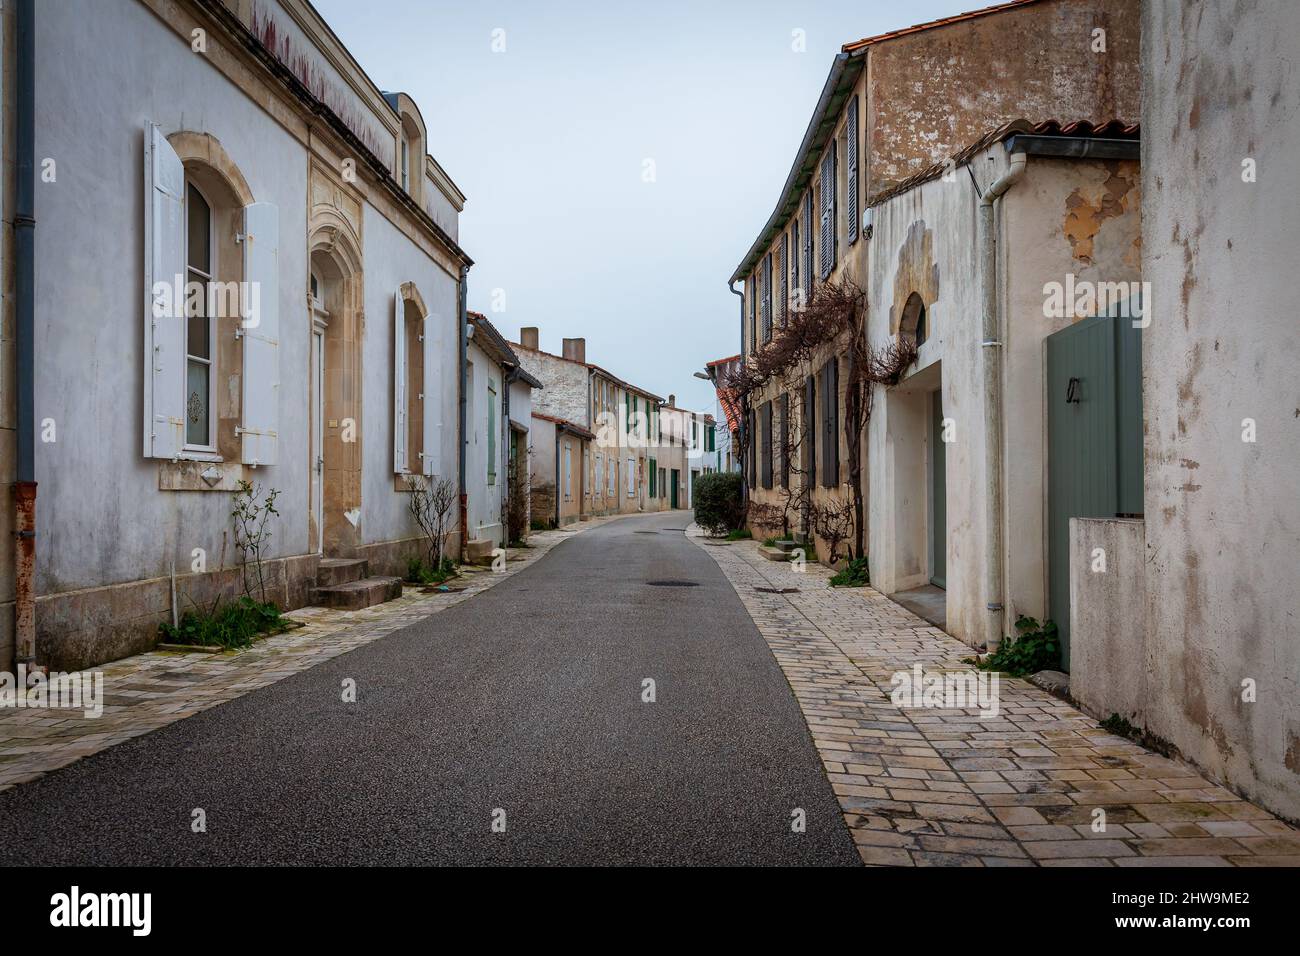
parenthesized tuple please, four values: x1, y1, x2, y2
(183, 179, 217, 455)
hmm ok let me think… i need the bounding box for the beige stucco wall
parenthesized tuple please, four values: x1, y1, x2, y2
(866, 145, 1140, 648)
(1136, 0, 1300, 820)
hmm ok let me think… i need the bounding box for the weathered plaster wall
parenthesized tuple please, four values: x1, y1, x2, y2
(514, 345, 588, 427)
(1070, 517, 1147, 724)
(865, 0, 1140, 193)
(1002, 156, 1140, 626)
(18, 0, 465, 668)
(1140, 0, 1300, 820)
(867, 175, 984, 642)
(528, 415, 557, 528)
(465, 340, 503, 542)
(32, 0, 309, 595)
(360, 210, 459, 545)
(866, 145, 1139, 648)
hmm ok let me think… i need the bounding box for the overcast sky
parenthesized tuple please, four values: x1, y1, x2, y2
(312, 0, 973, 412)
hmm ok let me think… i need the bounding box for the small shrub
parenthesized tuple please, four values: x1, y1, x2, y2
(725, 528, 752, 541)
(160, 595, 286, 650)
(971, 615, 1061, 677)
(407, 556, 457, 585)
(762, 537, 778, 547)
(829, 556, 869, 587)
(693, 472, 745, 536)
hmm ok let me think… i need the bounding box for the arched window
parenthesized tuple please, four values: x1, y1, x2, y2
(185, 182, 215, 449)
(900, 292, 928, 348)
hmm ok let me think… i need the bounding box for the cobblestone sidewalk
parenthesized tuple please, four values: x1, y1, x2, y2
(692, 531, 1300, 867)
(0, 517, 625, 794)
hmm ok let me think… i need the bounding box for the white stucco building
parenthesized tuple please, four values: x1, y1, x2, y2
(0, 0, 486, 670)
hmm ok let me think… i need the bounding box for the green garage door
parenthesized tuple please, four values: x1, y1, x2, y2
(1046, 311, 1143, 668)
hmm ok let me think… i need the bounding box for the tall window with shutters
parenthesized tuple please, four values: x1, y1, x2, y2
(145, 124, 278, 467)
(749, 274, 758, 354)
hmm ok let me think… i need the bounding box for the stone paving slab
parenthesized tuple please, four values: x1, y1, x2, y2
(0, 516, 628, 793)
(691, 529, 1300, 867)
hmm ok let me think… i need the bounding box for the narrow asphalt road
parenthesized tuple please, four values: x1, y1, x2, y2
(0, 513, 857, 865)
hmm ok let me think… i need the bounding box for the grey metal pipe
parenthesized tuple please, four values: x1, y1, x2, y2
(977, 150, 1027, 652)
(457, 265, 469, 560)
(13, 0, 37, 669)
(728, 279, 747, 510)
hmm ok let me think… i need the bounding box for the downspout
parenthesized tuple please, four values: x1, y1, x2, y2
(728, 280, 747, 511)
(978, 149, 1027, 652)
(457, 266, 468, 562)
(13, 0, 37, 671)
(502, 367, 512, 547)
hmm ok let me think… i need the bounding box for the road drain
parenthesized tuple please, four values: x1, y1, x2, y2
(646, 580, 699, 587)
(755, 586, 799, 594)
(634, 531, 658, 534)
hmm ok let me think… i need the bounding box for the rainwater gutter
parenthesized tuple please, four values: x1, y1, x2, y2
(977, 149, 1027, 652)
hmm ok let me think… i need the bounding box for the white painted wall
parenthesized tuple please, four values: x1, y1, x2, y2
(1137, 0, 1300, 820)
(465, 340, 503, 542)
(30, 0, 462, 595)
(360, 212, 459, 545)
(34, 0, 309, 592)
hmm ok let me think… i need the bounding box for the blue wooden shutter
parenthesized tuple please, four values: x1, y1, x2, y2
(846, 96, 859, 245)
(779, 233, 789, 325)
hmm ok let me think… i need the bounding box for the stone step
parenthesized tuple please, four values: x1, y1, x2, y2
(315, 576, 402, 611)
(758, 545, 790, 562)
(317, 557, 369, 587)
(465, 538, 496, 566)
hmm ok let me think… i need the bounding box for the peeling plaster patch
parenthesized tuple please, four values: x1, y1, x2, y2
(889, 220, 940, 335)
(1063, 163, 1138, 264)
(1286, 733, 1300, 774)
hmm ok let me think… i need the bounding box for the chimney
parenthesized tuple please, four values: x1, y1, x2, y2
(668, 394, 676, 407)
(520, 327, 539, 351)
(562, 337, 586, 364)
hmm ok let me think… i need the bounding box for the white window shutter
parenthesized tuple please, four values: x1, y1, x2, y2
(422, 312, 439, 475)
(144, 124, 186, 460)
(393, 289, 407, 473)
(240, 201, 280, 466)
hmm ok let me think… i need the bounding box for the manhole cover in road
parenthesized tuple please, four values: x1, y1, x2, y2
(646, 580, 699, 587)
(755, 587, 799, 594)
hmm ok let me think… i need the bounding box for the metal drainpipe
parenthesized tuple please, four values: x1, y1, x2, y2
(457, 266, 469, 562)
(978, 150, 1027, 652)
(728, 280, 747, 511)
(502, 366, 518, 546)
(13, 0, 37, 672)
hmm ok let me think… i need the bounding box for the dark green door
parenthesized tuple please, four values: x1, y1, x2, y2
(670, 469, 679, 508)
(1046, 312, 1142, 668)
(929, 390, 946, 588)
